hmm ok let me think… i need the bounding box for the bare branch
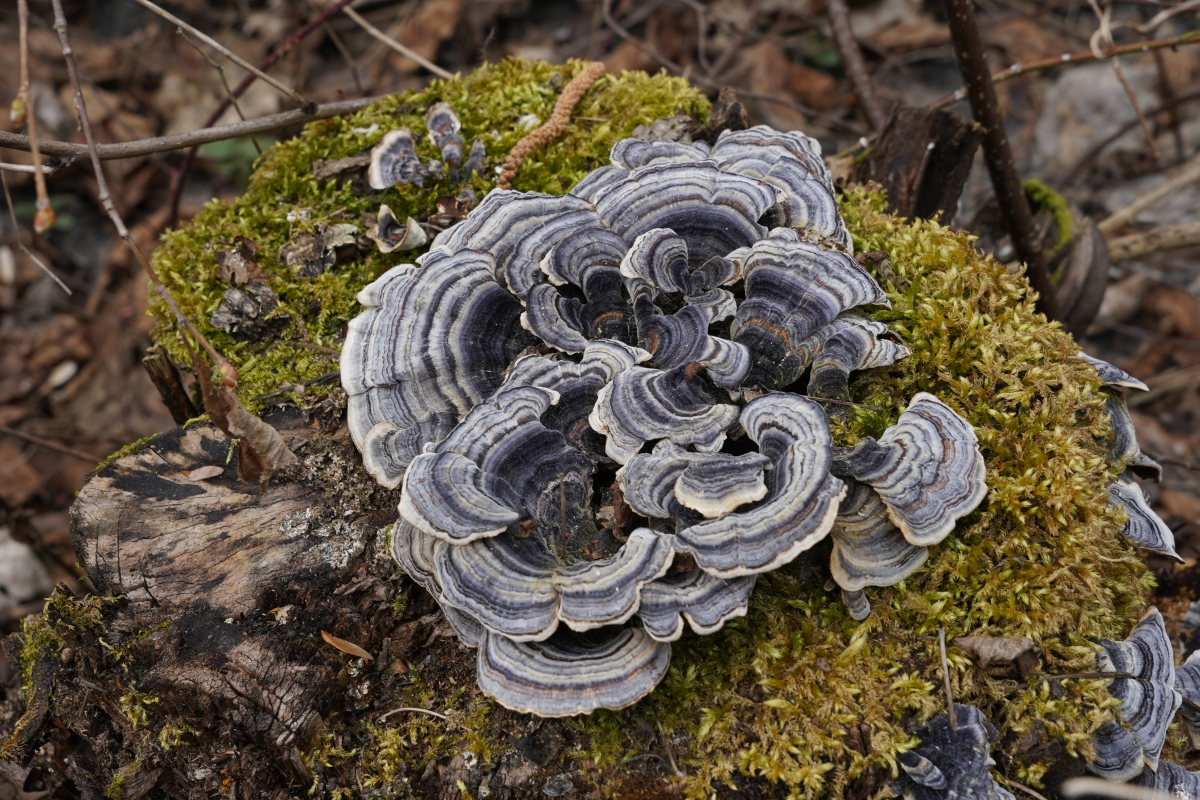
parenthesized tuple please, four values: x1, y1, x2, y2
(932, 30, 1200, 109)
(0, 96, 381, 162)
(128, 0, 315, 112)
(826, 0, 887, 131)
(1107, 221, 1200, 262)
(342, 5, 454, 80)
(943, 0, 1059, 320)
(48, 0, 231, 376)
(176, 28, 262, 155)
(0, 154, 70, 294)
(17, 0, 53, 233)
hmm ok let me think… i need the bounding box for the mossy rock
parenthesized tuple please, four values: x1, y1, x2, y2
(134, 60, 1161, 797)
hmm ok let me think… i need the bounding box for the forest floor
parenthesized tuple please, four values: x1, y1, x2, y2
(1, 0, 1199, 796)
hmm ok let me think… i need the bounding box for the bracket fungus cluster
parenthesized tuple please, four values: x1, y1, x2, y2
(890, 705, 1015, 800)
(342, 126, 989, 716)
(1080, 353, 1180, 562)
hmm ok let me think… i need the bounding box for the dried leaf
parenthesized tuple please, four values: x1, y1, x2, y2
(321, 630, 373, 661)
(181, 466, 223, 481)
(226, 406, 299, 482)
(954, 635, 1041, 675)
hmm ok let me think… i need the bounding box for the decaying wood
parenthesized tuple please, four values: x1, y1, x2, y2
(141, 345, 197, 426)
(853, 103, 983, 221)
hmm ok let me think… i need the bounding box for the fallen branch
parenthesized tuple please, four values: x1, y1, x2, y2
(342, 5, 453, 80)
(1107, 220, 1200, 261)
(498, 62, 607, 189)
(931, 30, 1200, 109)
(942, 0, 1059, 320)
(0, 96, 381, 162)
(1098, 149, 1200, 233)
(826, 0, 887, 131)
(129, 0, 314, 112)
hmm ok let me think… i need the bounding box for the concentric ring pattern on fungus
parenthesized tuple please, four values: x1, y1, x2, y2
(341, 126, 992, 717)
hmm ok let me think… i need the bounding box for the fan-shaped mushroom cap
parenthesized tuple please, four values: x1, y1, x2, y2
(829, 480, 928, 611)
(424, 101, 464, 168)
(732, 229, 889, 389)
(631, 291, 750, 387)
(342, 250, 533, 487)
(638, 565, 756, 642)
(588, 365, 740, 463)
(368, 128, 429, 189)
(1128, 760, 1200, 796)
(1088, 607, 1182, 781)
(841, 589, 871, 622)
(1104, 393, 1142, 470)
(1108, 474, 1181, 561)
(890, 705, 1015, 800)
(366, 204, 427, 253)
(435, 527, 673, 641)
(431, 190, 602, 301)
(399, 451, 523, 542)
(710, 126, 849, 249)
(832, 393, 987, 547)
(500, 340, 648, 455)
(620, 228, 691, 294)
(804, 314, 911, 405)
(1080, 352, 1149, 392)
(588, 160, 777, 266)
(477, 627, 671, 717)
(1176, 651, 1200, 749)
(389, 521, 485, 647)
(673, 394, 846, 577)
(609, 139, 708, 170)
(616, 441, 772, 520)
(520, 282, 590, 353)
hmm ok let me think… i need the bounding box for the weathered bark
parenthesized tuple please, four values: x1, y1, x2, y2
(2, 402, 691, 799)
(141, 346, 197, 427)
(854, 103, 983, 221)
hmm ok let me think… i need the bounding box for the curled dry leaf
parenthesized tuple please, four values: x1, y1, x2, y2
(226, 406, 299, 482)
(181, 465, 223, 481)
(321, 630, 373, 661)
(954, 635, 1041, 675)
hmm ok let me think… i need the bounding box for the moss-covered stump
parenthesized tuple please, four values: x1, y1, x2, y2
(1, 60, 1174, 800)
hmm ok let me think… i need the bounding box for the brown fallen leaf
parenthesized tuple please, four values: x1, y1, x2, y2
(321, 630, 373, 661)
(954, 635, 1041, 675)
(181, 465, 223, 481)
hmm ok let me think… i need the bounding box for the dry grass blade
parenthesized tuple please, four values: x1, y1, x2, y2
(1060, 777, 1178, 800)
(378, 706, 449, 722)
(1099, 150, 1200, 233)
(938, 627, 957, 729)
(342, 5, 453, 80)
(128, 0, 314, 112)
(320, 631, 373, 661)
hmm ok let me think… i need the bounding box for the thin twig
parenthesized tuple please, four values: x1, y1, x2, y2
(1061, 777, 1179, 800)
(48, 0, 230, 379)
(942, 0, 1059, 320)
(1005, 778, 1052, 800)
(826, 0, 887, 131)
(323, 22, 364, 96)
(17, 0, 54, 233)
(653, 712, 685, 779)
(377, 706, 448, 722)
(177, 28, 262, 155)
(291, 342, 342, 355)
(0, 160, 70, 175)
(1087, 0, 1158, 160)
(600, 0, 865, 137)
(0, 154, 70, 294)
(1061, 88, 1200, 184)
(0, 96, 381, 162)
(1108, 221, 1200, 262)
(705, 0, 761, 79)
(165, 0, 358, 226)
(342, 5, 453, 80)
(0, 425, 97, 464)
(128, 0, 313, 112)
(1098, 148, 1200, 233)
(938, 627, 956, 730)
(931, 30, 1200, 109)
(802, 395, 883, 410)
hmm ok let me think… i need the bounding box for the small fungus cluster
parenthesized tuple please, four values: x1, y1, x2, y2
(341, 126, 999, 716)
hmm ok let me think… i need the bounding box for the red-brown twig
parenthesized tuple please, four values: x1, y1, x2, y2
(47, 0, 232, 381)
(942, 0, 1059, 320)
(826, 0, 887, 132)
(931, 30, 1200, 109)
(17, 0, 54, 233)
(166, 0, 358, 226)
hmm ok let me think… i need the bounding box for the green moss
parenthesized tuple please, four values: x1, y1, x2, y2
(105, 757, 141, 800)
(16, 586, 110, 689)
(96, 434, 155, 472)
(147, 59, 708, 409)
(1024, 178, 1074, 257)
